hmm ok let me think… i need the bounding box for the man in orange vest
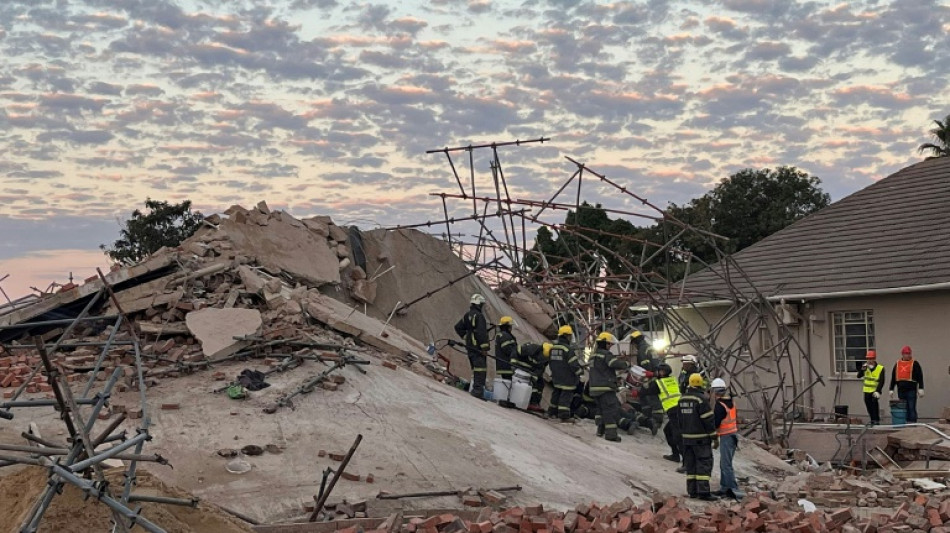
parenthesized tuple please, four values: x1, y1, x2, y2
(857, 350, 885, 425)
(711, 378, 743, 500)
(889, 345, 924, 423)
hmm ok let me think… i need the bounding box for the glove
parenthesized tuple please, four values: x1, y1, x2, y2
(888, 390, 894, 398)
(919, 389, 925, 398)
(872, 392, 880, 399)
(712, 437, 720, 450)
(645, 371, 655, 378)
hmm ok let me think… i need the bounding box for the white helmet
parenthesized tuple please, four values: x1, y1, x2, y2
(711, 378, 727, 389)
(470, 293, 485, 305)
(682, 354, 697, 364)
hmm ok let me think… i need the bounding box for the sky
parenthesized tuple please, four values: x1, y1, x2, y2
(0, 0, 948, 299)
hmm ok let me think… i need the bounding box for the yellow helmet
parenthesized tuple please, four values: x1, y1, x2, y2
(630, 330, 642, 339)
(499, 316, 513, 326)
(596, 332, 617, 344)
(688, 373, 704, 388)
(542, 342, 553, 358)
(557, 325, 573, 336)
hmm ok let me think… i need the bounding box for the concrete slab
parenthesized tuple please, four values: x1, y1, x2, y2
(186, 308, 263, 358)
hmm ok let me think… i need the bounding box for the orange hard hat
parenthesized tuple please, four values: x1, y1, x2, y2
(866, 350, 876, 359)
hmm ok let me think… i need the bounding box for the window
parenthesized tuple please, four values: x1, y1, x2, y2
(832, 311, 874, 373)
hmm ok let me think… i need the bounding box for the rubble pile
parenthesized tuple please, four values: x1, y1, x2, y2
(303, 491, 950, 533)
(0, 203, 548, 395)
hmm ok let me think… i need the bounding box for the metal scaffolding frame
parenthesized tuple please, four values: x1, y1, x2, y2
(406, 137, 826, 444)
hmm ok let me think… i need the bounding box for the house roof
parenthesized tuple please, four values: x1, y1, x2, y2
(681, 157, 950, 302)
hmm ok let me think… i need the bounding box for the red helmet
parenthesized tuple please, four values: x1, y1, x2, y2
(866, 350, 876, 359)
(901, 345, 912, 356)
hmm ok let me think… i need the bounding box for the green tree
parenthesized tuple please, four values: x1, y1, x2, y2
(101, 199, 204, 265)
(918, 114, 950, 159)
(659, 166, 829, 262)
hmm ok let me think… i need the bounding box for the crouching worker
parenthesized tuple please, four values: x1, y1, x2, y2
(677, 373, 718, 501)
(588, 332, 630, 442)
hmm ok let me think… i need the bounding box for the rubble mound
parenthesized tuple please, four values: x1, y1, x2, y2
(0, 466, 252, 533)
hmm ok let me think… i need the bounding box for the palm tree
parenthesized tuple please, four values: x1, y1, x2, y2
(918, 114, 950, 159)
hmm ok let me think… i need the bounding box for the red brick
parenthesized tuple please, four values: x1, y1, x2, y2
(213, 371, 227, 381)
(382, 361, 398, 370)
(339, 470, 360, 481)
(161, 403, 180, 410)
(366, 473, 374, 483)
(330, 374, 346, 384)
(929, 508, 943, 528)
(2, 390, 12, 399)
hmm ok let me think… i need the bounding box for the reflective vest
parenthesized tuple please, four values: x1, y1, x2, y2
(862, 364, 884, 393)
(657, 377, 681, 412)
(717, 402, 737, 436)
(896, 359, 914, 382)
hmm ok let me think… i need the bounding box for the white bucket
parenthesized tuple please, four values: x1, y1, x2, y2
(492, 378, 512, 402)
(510, 380, 532, 410)
(513, 369, 533, 385)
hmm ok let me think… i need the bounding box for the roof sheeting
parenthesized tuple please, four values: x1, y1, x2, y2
(682, 157, 950, 300)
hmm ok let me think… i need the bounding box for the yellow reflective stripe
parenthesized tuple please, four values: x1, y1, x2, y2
(605, 424, 617, 428)
(589, 386, 613, 392)
(682, 433, 713, 438)
(473, 367, 487, 371)
(554, 385, 574, 390)
(700, 411, 713, 418)
(568, 355, 578, 363)
(686, 475, 697, 480)
(695, 475, 711, 481)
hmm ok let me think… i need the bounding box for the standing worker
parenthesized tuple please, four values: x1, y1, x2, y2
(677, 373, 718, 501)
(548, 325, 582, 422)
(711, 378, 742, 500)
(588, 332, 630, 442)
(510, 342, 550, 412)
(679, 354, 708, 390)
(494, 316, 517, 405)
(643, 363, 683, 468)
(889, 345, 924, 423)
(857, 350, 885, 425)
(454, 293, 490, 399)
(630, 330, 660, 369)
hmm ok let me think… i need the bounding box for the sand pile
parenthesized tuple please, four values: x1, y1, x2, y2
(0, 466, 253, 533)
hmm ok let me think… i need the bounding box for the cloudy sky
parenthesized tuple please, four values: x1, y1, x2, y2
(0, 0, 948, 298)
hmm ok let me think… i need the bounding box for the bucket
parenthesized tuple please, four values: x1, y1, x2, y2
(510, 380, 532, 410)
(513, 369, 533, 385)
(833, 405, 849, 421)
(492, 378, 512, 402)
(890, 400, 907, 426)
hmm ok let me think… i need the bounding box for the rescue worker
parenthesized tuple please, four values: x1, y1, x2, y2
(643, 363, 683, 467)
(572, 382, 597, 420)
(510, 342, 550, 412)
(678, 354, 708, 390)
(856, 350, 885, 425)
(548, 325, 582, 422)
(454, 293, 490, 399)
(711, 378, 743, 500)
(889, 345, 924, 423)
(588, 332, 630, 442)
(494, 316, 517, 406)
(677, 373, 718, 501)
(633, 359, 662, 435)
(630, 330, 660, 369)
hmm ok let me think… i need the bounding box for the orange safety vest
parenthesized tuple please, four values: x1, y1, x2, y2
(896, 359, 914, 382)
(717, 402, 738, 436)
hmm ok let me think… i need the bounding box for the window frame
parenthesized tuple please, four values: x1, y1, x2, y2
(831, 310, 875, 374)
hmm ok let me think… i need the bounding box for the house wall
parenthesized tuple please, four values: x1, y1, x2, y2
(676, 290, 950, 423)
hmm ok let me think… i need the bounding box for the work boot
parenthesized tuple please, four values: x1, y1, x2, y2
(527, 404, 544, 413)
(605, 435, 621, 443)
(676, 465, 687, 473)
(650, 423, 659, 437)
(695, 494, 719, 502)
(663, 454, 680, 463)
(596, 425, 605, 437)
(559, 417, 575, 424)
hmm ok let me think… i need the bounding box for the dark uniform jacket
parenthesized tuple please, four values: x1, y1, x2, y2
(511, 343, 545, 373)
(639, 378, 665, 414)
(713, 395, 735, 428)
(549, 336, 582, 389)
(678, 367, 709, 391)
(634, 340, 660, 369)
(494, 329, 517, 375)
(588, 347, 630, 395)
(454, 305, 489, 351)
(889, 360, 924, 394)
(677, 387, 716, 445)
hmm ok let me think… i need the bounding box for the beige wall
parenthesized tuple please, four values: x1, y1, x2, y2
(675, 290, 950, 423)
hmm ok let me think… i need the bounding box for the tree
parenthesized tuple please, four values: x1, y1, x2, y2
(659, 166, 830, 261)
(101, 199, 204, 265)
(918, 114, 950, 159)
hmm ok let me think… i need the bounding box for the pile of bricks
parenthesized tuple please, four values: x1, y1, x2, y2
(777, 472, 924, 509)
(326, 492, 950, 533)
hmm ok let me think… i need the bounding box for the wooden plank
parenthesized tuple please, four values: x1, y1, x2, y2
(137, 321, 190, 336)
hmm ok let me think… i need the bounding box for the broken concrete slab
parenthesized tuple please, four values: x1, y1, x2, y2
(238, 265, 267, 294)
(220, 213, 341, 287)
(185, 308, 263, 359)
